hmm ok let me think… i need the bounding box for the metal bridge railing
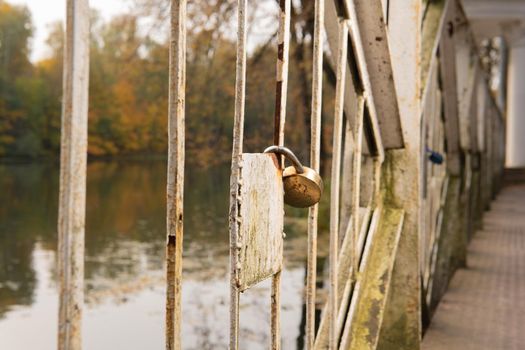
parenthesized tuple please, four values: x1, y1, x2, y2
(420, 0, 506, 313)
(55, 0, 506, 349)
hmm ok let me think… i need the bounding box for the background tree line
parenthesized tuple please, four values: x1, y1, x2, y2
(0, 0, 335, 167)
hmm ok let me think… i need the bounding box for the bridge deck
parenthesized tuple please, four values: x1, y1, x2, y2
(423, 182, 525, 349)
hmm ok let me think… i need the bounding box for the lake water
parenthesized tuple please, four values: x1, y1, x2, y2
(0, 161, 328, 349)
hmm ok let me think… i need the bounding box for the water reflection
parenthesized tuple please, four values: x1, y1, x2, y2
(0, 161, 322, 349)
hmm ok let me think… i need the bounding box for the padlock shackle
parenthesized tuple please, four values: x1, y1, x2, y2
(263, 146, 305, 174)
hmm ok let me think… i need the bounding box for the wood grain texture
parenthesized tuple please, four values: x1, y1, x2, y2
(234, 153, 284, 291)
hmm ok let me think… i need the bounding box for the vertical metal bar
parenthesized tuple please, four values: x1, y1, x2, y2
(306, 0, 324, 347)
(328, 19, 348, 350)
(274, 0, 291, 147)
(165, 0, 186, 349)
(352, 100, 365, 274)
(271, 271, 282, 350)
(340, 120, 355, 238)
(229, 0, 248, 348)
(57, 1, 90, 349)
(271, 1, 290, 349)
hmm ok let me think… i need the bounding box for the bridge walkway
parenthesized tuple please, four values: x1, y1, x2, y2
(422, 180, 525, 350)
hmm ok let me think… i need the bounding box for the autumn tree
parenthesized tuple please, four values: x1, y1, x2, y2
(0, 0, 334, 167)
(0, 1, 34, 156)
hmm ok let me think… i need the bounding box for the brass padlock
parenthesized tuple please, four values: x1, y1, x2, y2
(264, 146, 323, 208)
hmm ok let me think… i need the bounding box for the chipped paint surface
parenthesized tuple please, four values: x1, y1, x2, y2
(57, 1, 90, 349)
(345, 208, 404, 350)
(234, 154, 284, 291)
(345, 0, 404, 150)
(314, 208, 372, 349)
(165, 1, 187, 349)
(49, 0, 509, 349)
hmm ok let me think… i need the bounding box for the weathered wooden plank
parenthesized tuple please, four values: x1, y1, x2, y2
(234, 154, 284, 290)
(165, 1, 186, 349)
(57, 1, 90, 349)
(341, 208, 405, 350)
(343, 0, 404, 150)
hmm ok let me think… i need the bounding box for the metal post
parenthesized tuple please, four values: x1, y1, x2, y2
(274, 0, 290, 148)
(165, 0, 186, 349)
(229, 0, 248, 348)
(306, 0, 324, 347)
(328, 18, 348, 350)
(375, 0, 422, 347)
(271, 1, 290, 349)
(57, 0, 90, 349)
(271, 271, 282, 350)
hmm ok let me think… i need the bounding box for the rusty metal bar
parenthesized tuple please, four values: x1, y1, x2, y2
(306, 0, 324, 347)
(273, 0, 291, 147)
(57, 0, 90, 349)
(328, 18, 348, 350)
(165, 0, 186, 349)
(271, 1, 290, 348)
(271, 271, 282, 349)
(229, 0, 248, 348)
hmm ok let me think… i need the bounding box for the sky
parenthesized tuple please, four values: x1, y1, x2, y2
(9, 0, 130, 61)
(9, 0, 279, 62)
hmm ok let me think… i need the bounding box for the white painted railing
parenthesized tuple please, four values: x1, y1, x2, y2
(55, 1, 506, 349)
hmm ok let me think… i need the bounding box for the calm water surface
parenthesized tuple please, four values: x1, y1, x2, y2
(0, 161, 327, 349)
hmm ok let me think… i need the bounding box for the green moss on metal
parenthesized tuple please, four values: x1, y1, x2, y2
(347, 208, 404, 350)
(376, 150, 421, 350)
